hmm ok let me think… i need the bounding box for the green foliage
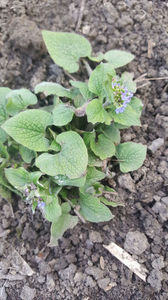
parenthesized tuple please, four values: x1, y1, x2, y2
(0, 31, 146, 246)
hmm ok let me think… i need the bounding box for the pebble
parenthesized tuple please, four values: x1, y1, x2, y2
(124, 231, 149, 255)
(152, 202, 168, 222)
(85, 266, 104, 280)
(152, 256, 165, 270)
(86, 276, 96, 288)
(89, 231, 103, 243)
(97, 277, 110, 291)
(148, 138, 164, 153)
(46, 273, 55, 291)
(58, 264, 77, 281)
(118, 174, 136, 193)
(147, 269, 163, 292)
(20, 286, 36, 300)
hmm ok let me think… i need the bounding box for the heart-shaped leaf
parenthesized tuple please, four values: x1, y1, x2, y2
(42, 31, 92, 73)
(36, 131, 88, 179)
(6, 89, 37, 115)
(104, 50, 134, 68)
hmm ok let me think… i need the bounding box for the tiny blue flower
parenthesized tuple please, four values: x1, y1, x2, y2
(37, 201, 46, 209)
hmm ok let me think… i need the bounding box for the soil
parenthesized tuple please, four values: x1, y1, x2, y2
(0, 0, 168, 299)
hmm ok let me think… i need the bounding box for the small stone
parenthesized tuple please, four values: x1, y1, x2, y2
(85, 266, 104, 280)
(37, 275, 45, 284)
(38, 261, 51, 275)
(86, 276, 96, 288)
(89, 231, 103, 243)
(161, 197, 168, 206)
(74, 272, 84, 283)
(100, 256, 105, 270)
(152, 256, 165, 270)
(124, 231, 149, 255)
(46, 273, 55, 291)
(58, 264, 77, 281)
(3, 205, 11, 218)
(118, 174, 136, 193)
(0, 286, 7, 300)
(147, 269, 163, 292)
(97, 278, 110, 290)
(20, 286, 36, 300)
(82, 25, 90, 35)
(152, 202, 168, 222)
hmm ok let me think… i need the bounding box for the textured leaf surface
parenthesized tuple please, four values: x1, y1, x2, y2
(110, 105, 141, 126)
(104, 50, 134, 68)
(49, 213, 78, 246)
(102, 124, 120, 144)
(79, 193, 113, 222)
(116, 142, 147, 173)
(44, 196, 62, 222)
(86, 99, 111, 125)
(52, 103, 74, 126)
(0, 141, 9, 159)
(5, 167, 32, 188)
(90, 133, 116, 160)
(35, 82, 73, 98)
(0, 87, 11, 124)
(6, 89, 37, 115)
(84, 167, 105, 188)
(130, 97, 143, 117)
(88, 64, 105, 96)
(54, 174, 86, 187)
(36, 131, 88, 179)
(19, 145, 36, 164)
(121, 72, 136, 93)
(42, 30, 92, 73)
(70, 81, 93, 100)
(2, 110, 53, 151)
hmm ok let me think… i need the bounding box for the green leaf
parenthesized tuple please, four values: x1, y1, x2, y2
(42, 30, 92, 73)
(104, 50, 134, 68)
(90, 133, 116, 160)
(116, 142, 147, 173)
(34, 82, 73, 99)
(36, 131, 88, 179)
(121, 72, 136, 93)
(5, 167, 31, 188)
(2, 109, 53, 151)
(130, 97, 143, 117)
(0, 185, 12, 201)
(84, 167, 105, 189)
(79, 193, 113, 222)
(88, 53, 104, 62)
(49, 213, 78, 246)
(70, 81, 93, 100)
(0, 87, 11, 124)
(100, 197, 124, 207)
(54, 174, 86, 187)
(19, 145, 36, 163)
(110, 105, 141, 126)
(88, 64, 104, 97)
(0, 128, 7, 143)
(0, 169, 21, 195)
(6, 89, 37, 116)
(52, 103, 74, 126)
(44, 196, 62, 222)
(0, 141, 9, 159)
(5, 167, 42, 188)
(101, 124, 120, 144)
(86, 99, 111, 125)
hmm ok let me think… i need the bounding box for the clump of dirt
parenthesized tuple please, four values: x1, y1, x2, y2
(0, 0, 168, 299)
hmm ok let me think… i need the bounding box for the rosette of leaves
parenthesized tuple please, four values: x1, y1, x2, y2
(0, 31, 146, 246)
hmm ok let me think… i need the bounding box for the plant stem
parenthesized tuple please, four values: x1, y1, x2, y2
(82, 59, 92, 77)
(65, 198, 86, 223)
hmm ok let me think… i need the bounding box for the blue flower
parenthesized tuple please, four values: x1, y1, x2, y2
(112, 80, 134, 114)
(37, 201, 46, 209)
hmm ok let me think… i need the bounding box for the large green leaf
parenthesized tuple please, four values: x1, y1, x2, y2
(49, 213, 78, 246)
(2, 110, 53, 151)
(5, 167, 42, 188)
(90, 133, 116, 160)
(52, 103, 74, 126)
(86, 99, 111, 125)
(101, 124, 120, 144)
(34, 82, 73, 99)
(104, 50, 134, 68)
(42, 30, 92, 73)
(36, 131, 88, 179)
(53, 174, 86, 187)
(79, 193, 113, 222)
(116, 142, 147, 173)
(80, 167, 105, 193)
(44, 196, 62, 222)
(6, 89, 37, 115)
(110, 105, 141, 126)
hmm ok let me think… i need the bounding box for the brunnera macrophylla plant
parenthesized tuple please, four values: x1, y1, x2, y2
(0, 31, 147, 246)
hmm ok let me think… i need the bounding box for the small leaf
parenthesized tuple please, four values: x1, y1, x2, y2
(34, 82, 73, 99)
(100, 197, 124, 207)
(0, 185, 12, 201)
(0, 141, 9, 160)
(86, 99, 111, 125)
(90, 133, 116, 160)
(130, 97, 143, 117)
(0, 87, 11, 124)
(70, 81, 93, 100)
(83, 167, 105, 190)
(36, 131, 88, 179)
(88, 53, 104, 62)
(104, 50, 134, 68)
(0, 128, 7, 143)
(5, 167, 31, 188)
(88, 64, 105, 97)
(79, 193, 113, 222)
(19, 145, 36, 163)
(42, 30, 92, 73)
(101, 124, 120, 144)
(44, 196, 62, 222)
(52, 103, 74, 126)
(2, 109, 53, 151)
(49, 213, 78, 246)
(110, 105, 141, 126)
(54, 174, 86, 187)
(116, 142, 147, 173)
(6, 89, 37, 115)
(121, 72, 136, 93)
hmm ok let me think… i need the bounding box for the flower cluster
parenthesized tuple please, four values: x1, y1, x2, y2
(112, 81, 133, 114)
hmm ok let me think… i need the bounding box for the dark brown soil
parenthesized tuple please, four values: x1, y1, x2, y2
(0, 1, 168, 299)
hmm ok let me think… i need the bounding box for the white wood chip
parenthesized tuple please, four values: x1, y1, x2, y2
(103, 242, 148, 282)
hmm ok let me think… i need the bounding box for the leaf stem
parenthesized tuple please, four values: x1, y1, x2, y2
(82, 59, 92, 77)
(65, 197, 86, 223)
